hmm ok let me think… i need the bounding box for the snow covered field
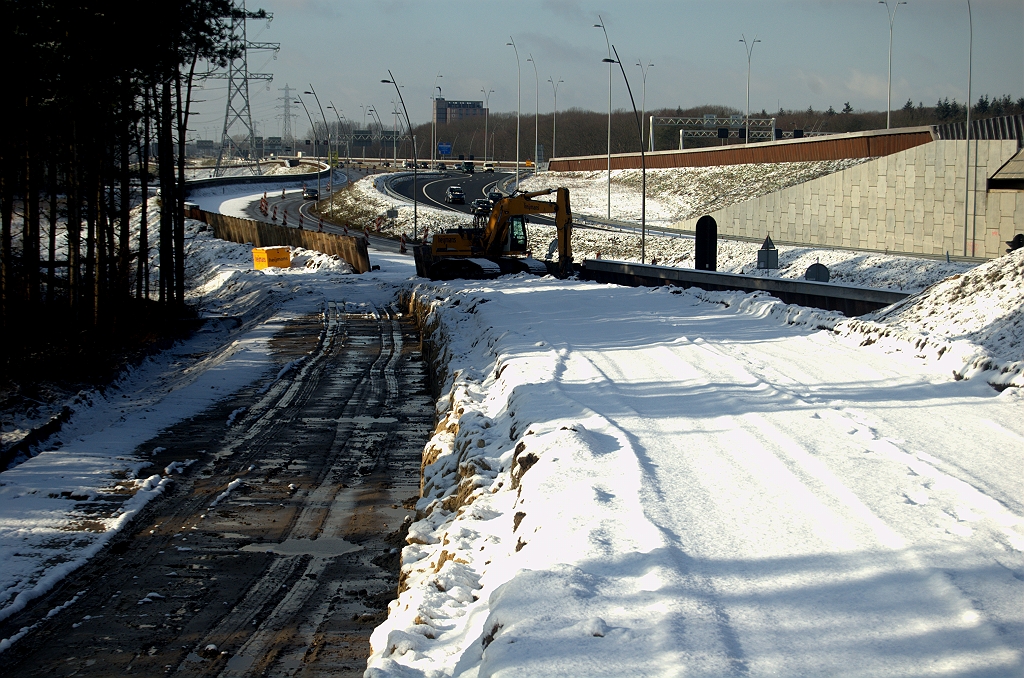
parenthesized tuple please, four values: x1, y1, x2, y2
(2, 184, 1022, 675)
(519, 160, 868, 228)
(371, 254, 1023, 677)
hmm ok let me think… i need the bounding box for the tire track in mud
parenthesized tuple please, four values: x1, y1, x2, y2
(0, 301, 433, 678)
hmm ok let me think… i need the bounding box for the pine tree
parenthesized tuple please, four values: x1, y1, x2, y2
(842, 102, 853, 114)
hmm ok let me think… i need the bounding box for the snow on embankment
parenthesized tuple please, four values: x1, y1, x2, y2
(370, 279, 1023, 676)
(520, 160, 867, 226)
(835, 248, 1024, 388)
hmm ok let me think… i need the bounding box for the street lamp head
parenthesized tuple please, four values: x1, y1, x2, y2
(602, 58, 617, 64)
(593, 24, 602, 28)
(381, 79, 393, 84)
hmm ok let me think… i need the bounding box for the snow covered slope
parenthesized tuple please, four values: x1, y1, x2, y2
(368, 273, 1023, 677)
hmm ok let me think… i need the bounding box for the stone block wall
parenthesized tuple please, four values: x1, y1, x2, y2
(676, 140, 1023, 259)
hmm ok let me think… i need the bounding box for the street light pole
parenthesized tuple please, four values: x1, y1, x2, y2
(368, 107, 383, 162)
(507, 37, 522, 191)
(548, 77, 562, 159)
(964, 0, 974, 256)
(527, 53, 539, 170)
(431, 72, 442, 168)
(879, 1, 907, 130)
(636, 60, 653, 151)
(739, 35, 760, 145)
(383, 70, 418, 232)
(594, 16, 612, 219)
(305, 85, 330, 202)
(481, 88, 494, 162)
(604, 45, 647, 264)
(294, 96, 321, 199)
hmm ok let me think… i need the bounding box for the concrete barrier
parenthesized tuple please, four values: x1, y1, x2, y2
(581, 259, 909, 316)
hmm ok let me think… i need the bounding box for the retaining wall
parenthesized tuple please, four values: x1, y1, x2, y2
(194, 209, 371, 273)
(675, 139, 1023, 259)
(548, 127, 935, 171)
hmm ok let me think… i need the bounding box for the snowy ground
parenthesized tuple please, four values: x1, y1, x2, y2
(519, 160, 868, 227)
(369, 253, 1023, 677)
(3, 184, 1022, 675)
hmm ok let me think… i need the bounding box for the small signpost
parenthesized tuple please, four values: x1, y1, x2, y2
(757, 235, 779, 271)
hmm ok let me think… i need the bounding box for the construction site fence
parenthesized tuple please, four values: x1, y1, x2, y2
(190, 208, 371, 274)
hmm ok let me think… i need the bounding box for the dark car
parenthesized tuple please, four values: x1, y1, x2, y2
(444, 186, 466, 204)
(302, 187, 319, 200)
(435, 162, 447, 170)
(487, 191, 503, 203)
(472, 199, 492, 215)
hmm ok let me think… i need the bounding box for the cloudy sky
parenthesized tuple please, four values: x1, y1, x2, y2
(187, 0, 1023, 141)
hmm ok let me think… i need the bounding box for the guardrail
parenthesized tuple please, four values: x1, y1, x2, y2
(580, 259, 909, 316)
(184, 162, 333, 192)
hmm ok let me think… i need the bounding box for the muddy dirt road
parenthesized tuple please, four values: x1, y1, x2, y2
(0, 301, 432, 676)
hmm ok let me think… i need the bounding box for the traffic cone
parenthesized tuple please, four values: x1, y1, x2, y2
(281, 188, 286, 199)
(282, 210, 288, 226)
(299, 213, 304, 229)
(318, 216, 323, 232)
(400, 233, 407, 254)
(271, 205, 277, 221)
(343, 225, 349, 236)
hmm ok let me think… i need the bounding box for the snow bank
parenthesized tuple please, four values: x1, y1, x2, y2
(367, 278, 1023, 676)
(520, 160, 868, 226)
(835, 248, 1024, 388)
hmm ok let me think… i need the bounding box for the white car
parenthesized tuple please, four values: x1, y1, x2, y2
(482, 163, 495, 173)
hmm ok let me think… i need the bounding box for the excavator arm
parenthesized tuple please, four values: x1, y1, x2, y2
(483, 188, 573, 276)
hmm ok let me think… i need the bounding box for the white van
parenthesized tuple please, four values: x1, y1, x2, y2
(482, 162, 495, 173)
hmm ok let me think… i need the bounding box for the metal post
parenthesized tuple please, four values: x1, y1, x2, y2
(431, 72, 442, 168)
(306, 85, 330, 199)
(740, 35, 760, 145)
(527, 54, 539, 170)
(507, 37, 521, 191)
(879, 1, 907, 130)
(604, 46, 646, 264)
(964, 0, 974, 256)
(383, 71, 417, 230)
(295, 96, 320, 199)
(636, 60, 653, 151)
(548, 77, 562, 160)
(481, 88, 494, 162)
(595, 16, 612, 219)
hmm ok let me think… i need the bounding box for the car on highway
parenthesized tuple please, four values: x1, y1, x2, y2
(404, 160, 415, 168)
(482, 163, 495, 172)
(444, 186, 466, 204)
(488, 191, 503, 203)
(435, 162, 447, 170)
(302, 187, 319, 200)
(471, 199, 491, 215)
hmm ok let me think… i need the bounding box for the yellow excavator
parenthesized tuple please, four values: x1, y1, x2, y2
(413, 187, 573, 280)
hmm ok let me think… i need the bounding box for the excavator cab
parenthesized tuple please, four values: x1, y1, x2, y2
(414, 187, 573, 280)
(506, 216, 529, 254)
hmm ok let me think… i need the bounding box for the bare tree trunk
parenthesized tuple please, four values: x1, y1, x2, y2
(117, 78, 133, 298)
(174, 52, 198, 310)
(25, 139, 40, 305)
(47, 152, 57, 305)
(158, 80, 175, 305)
(67, 125, 81, 319)
(137, 86, 150, 301)
(85, 166, 97, 327)
(1, 141, 13, 330)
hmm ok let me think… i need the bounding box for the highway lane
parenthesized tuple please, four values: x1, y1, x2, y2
(233, 180, 405, 255)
